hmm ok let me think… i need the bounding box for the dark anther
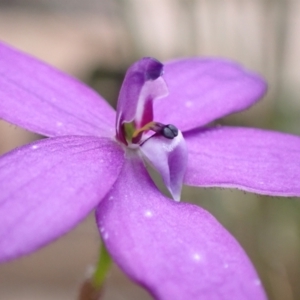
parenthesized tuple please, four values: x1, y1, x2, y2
(161, 124, 178, 139)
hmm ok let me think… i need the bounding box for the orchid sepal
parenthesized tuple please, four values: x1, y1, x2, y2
(96, 157, 267, 300)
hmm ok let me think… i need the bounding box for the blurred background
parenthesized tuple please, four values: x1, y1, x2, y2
(0, 0, 300, 299)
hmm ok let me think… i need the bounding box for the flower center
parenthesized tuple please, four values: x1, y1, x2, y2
(124, 121, 178, 145)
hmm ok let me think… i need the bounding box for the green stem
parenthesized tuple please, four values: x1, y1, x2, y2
(92, 242, 112, 289)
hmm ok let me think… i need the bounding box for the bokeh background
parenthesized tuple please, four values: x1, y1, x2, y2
(0, 0, 300, 299)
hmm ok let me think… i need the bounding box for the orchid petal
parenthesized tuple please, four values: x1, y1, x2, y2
(140, 131, 187, 201)
(0, 42, 115, 137)
(96, 157, 266, 300)
(0, 136, 124, 262)
(154, 58, 267, 132)
(116, 58, 168, 143)
(184, 126, 300, 196)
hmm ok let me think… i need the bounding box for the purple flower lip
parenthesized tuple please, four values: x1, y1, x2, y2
(2, 40, 300, 299)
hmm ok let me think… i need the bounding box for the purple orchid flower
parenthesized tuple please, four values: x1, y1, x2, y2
(1, 41, 300, 300)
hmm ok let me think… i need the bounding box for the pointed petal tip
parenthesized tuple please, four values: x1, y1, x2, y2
(171, 191, 181, 202)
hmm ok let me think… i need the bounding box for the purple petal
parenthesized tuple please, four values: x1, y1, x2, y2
(154, 58, 267, 132)
(0, 136, 124, 262)
(116, 57, 168, 143)
(140, 130, 187, 201)
(0, 42, 115, 137)
(184, 126, 300, 196)
(96, 157, 266, 299)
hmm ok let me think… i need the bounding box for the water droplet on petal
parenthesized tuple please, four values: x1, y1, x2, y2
(144, 210, 153, 218)
(192, 253, 202, 262)
(185, 101, 193, 108)
(254, 279, 261, 286)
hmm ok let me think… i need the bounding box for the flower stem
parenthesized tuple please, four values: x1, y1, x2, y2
(78, 243, 112, 300)
(92, 242, 112, 289)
